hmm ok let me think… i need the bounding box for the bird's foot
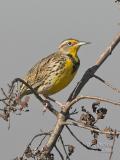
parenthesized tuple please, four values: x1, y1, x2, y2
(19, 96, 30, 111)
(14, 95, 30, 111)
(42, 99, 52, 112)
(46, 96, 67, 109)
(54, 101, 67, 109)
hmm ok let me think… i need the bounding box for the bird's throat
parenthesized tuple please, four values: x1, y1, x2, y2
(67, 53, 80, 73)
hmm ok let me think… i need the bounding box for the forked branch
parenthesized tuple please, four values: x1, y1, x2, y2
(38, 32, 120, 159)
(68, 32, 120, 101)
(1, 32, 120, 160)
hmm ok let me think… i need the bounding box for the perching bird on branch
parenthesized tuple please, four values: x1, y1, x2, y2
(19, 39, 90, 107)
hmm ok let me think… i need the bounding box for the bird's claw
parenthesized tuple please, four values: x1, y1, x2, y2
(43, 100, 52, 112)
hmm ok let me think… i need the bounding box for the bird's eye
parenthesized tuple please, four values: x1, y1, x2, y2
(67, 42, 72, 46)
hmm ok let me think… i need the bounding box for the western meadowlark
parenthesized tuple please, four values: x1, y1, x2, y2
(18, 39, 90, 107)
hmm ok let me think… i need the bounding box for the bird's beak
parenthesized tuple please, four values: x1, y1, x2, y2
(76, 41, 91, 47)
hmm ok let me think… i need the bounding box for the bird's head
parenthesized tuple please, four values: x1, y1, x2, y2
(58, 38, 90, 56)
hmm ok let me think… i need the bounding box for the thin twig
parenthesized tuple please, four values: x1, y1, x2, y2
(94, 74, 120, 93)
(36, 135, 47, 150)
(0, 112, 8, 121)
(64, 119, 120, 136)
(109, 130, 116, 160)
(0, 98, 8, 102)
(11, 78, 58, 116)
(28, 132, 50, 147)
(55, 145, 64, 160)
(59, 135, 70, 160)
(68, 95, 120, 110)
(68, 32, 120, 101)
(66, 126, 101, 151)
(0, 99, 9, 106)
(1, 88, 9, 99)
(21, 132, 50, 159)
(26, 33, 120, 159)
(11, 78, 44, 103)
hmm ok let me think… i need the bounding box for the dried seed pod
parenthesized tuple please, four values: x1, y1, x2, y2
(80, 113, 86, 123)
(93, 131, 99, 139)
(115, 0, 120, 2)
(92, 101, 100, 113)
(80, 112, 95, 126)
(96, 108, 107, 120)
(81, 106, 86, 112)
(50, 153, 54, 160)
(48, 153, 54, 160)
(91, 138, 97, 146)
(68, 145, 75, 156)
(104, 127, 114, 140)
(35, 150, 41, 158)
(24, 146, 33, 158)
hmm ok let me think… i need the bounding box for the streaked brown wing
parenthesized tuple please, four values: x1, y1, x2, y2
(20, 52, 58, 95)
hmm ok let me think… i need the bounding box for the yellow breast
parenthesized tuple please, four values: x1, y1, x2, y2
(45, 58, 78, 95)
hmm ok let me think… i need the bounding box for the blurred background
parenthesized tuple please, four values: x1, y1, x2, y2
(0, 0, 120, 159)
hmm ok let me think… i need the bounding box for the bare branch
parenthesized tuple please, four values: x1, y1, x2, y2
(27, 132, 50, 147)
(11, 78, 44, 103)
(0, 112, 9, 121)
(66, 126, 101, 151)
(59, 135, 70, 160)
(9, 32, 120, 159)
(94, 74, 120, 93)
(96, 32, 120, 66)
(19, 132, 51, 159)
(36, 135, 47, 150)
(68, 32, 120, 101)
(1, 88, 9, 99)
(0, 78, 58, 121)
(64, 119, 120, 136)
(109, 130, 116, 160)
(11, 78, 58, 116)
(55, 145, 64, 160)
(68, 95, 120, 110)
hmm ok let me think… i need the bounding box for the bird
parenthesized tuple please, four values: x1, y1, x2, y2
(18, 38, 90, 108)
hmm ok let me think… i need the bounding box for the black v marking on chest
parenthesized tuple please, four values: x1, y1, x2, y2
(67, 54, 80, 73)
